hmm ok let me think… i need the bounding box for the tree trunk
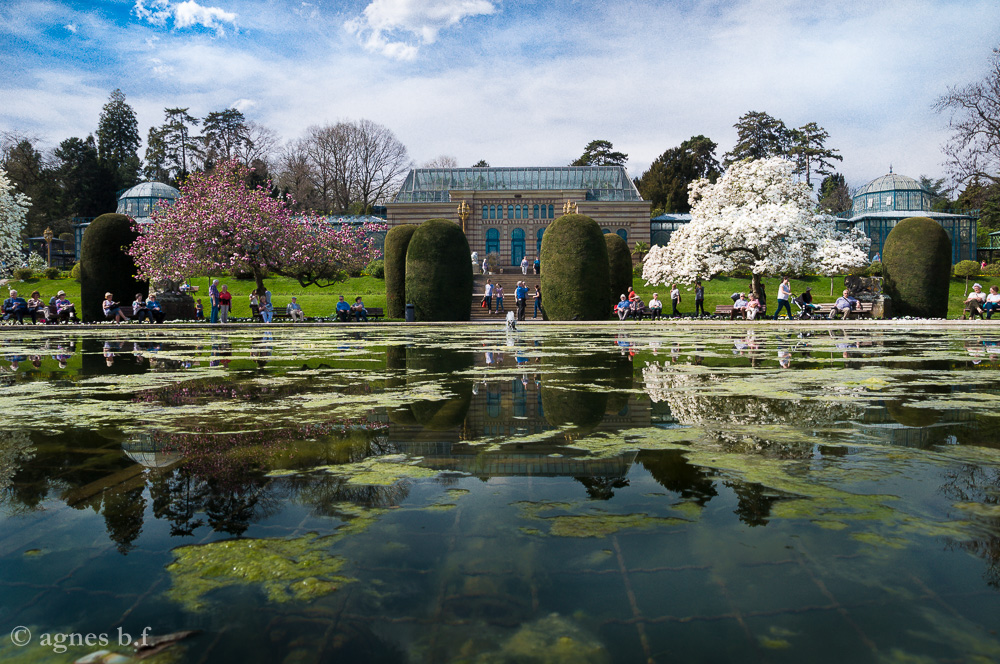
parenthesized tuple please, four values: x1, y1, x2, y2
(751, 273, 763, 300)
(253, 266, 266, 297)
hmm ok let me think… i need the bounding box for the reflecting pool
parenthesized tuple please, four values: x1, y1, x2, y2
(1, 326, 999, 663)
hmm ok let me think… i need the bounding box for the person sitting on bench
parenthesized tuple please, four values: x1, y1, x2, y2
(133, 293, 152, 323)
(830, 290, 858, 319)
(351, 296, 368, 322)
(731, 293, 748, 320)
(616, 294, 630, 321)
(286, 297, 305, 322)
(986, 286, 1000, 319)
(53, 291, 77, 323)
(335, 295, 351, 322)
(146, 293, 166, 324)
(2, 289, 29, 324)
(965, 283, 987, 319)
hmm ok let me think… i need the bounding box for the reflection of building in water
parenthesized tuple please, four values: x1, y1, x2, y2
(397, 441, 636, 478)
(121, 432, 184, 468)
(855, 403, 982, 448)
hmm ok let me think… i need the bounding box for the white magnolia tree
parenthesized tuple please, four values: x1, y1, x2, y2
(642, 157, 869, 297)
(0, 167, 30, 276)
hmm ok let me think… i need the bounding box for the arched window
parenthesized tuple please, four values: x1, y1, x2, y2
(489, 205, 496, 220)
(536, 227, 545, 254)
(617, 229, 628, 242)
(548, 204, 555, 218)
(603, 228, 611, 234)
(508, 205, 514, 219)
(533, 204, 539, 219)
(485, 227, 500, 254)
(482, 205, 488, 220)
(511, 228, 525, 266)
(515, 205, 521, 219)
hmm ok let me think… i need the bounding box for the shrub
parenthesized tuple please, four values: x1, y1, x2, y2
(366, 259, 385, 279)
(882, 217, 951, 318)
(539, 214, 611, 321)
(405, 219, 473, 322)
(605, 233, 632, 308)
(866, 260, 883, 277)
(384, 224, 418, 319)
(80, 213, 147, 322)
(70, 262, 81, 282)
(26, 253, 47, 273)
(43, 267, 60, 280)
(13, 267, 33, 281)
(983, 263, 1000, 277)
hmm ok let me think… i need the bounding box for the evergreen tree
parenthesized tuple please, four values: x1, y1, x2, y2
(724, 111, 790, 166)
(918, 175, 953, 211)
(817, 173, 851, 214)
(54, 136, 116, 219)
(201, 108, 250, 168)
(570, 139, 628, 167)
(789, 122, 842, 188)
(96, 89, 141, 191)
(637, 135, 721, 214)
(144, 126, 171, 183)
(472, 159, 489, 168)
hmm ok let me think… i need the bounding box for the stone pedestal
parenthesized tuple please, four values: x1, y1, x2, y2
(872, 295, 892, 319)
(156, 291, 196, 321)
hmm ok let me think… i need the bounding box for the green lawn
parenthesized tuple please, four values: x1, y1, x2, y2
(2, 272, 985, 319)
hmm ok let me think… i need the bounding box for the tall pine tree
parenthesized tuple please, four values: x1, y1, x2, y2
(96, 89, 141, 192)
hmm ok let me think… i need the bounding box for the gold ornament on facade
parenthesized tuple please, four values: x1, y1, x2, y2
(562, 201, 577, 215)
(457, 200, 471, 233)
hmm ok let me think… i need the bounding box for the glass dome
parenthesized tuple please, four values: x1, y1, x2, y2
(852, 173, 930, 215)
(116, 181, 180, 222)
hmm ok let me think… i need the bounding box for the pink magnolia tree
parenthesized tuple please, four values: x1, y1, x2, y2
(129, 160, 385, 294)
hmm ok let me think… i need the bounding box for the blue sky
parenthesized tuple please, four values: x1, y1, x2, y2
(1, 0, 997, 191)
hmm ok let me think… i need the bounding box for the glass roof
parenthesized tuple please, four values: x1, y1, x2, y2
(392, 166, 644, 203)
(856, 173, 925, 196)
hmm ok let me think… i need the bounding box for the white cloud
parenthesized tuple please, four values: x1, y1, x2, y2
(133, 0, 237, 36)
(64, 23, 77, 33)
(346, 0, 494, 59)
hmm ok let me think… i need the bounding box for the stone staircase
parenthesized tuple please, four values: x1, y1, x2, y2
(471, 272, 541, 320)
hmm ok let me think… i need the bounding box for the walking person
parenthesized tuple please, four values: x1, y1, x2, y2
(209, 279, 221, 323)
(218, 284, 232, 323)
(483, 279, 494, 313)
(494, 284, 505, 315)
(694, 280, 706, 317)
(670, 284, 681, 317)
(261, 288, 274, 323)
(515, 281, 528, 321)
(533, 284, 542, 318)
(773, 277, 793, 320)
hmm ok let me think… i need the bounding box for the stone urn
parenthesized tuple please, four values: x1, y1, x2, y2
(871, 295, 892, 319)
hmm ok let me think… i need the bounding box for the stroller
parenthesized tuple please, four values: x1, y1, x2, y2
(792, 295, 820, 320)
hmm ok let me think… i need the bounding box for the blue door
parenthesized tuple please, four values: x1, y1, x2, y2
(485, 227, 500, 255)
(511, 228, 525, 266)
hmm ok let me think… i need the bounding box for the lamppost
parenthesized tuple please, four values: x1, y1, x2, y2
(456, 200, 471, 234)
(43, 227, 53, 268)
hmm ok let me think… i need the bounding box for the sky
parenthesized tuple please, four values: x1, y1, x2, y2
(0, 0, 997, 192)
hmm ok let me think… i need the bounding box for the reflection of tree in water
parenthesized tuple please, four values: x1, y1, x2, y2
(102, 485, 147, 553)
(286, 474, 410, 516)
(638, 449, 717, 505)
(150, 471, 206, 537)
(0, 430, 35, 515)
(575, 475, 629, 501)
(726, 481, 779, 527)
(939, 463, 1000, 589)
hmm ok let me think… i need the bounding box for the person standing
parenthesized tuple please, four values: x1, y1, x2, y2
(483, 279, 494, 313)
(694, 281, 705, 317)
(261, 289, 273, 323)
(218, 285, 232, 323)
(520, 256, 529, 275)
(209, 279, 221, 323)
(670, 284, 681, 317)
(533, 284, 542, 318)
(515, 281, 528, 321)
(494, 284, 505, 314)
(533, 256, 540, 275)
(773, 277, 793, 320)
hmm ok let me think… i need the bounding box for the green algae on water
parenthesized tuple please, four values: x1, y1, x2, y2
(165, 532, 355, 611)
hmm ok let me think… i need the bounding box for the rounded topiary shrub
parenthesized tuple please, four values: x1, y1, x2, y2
(70, 262, 81, 282)
(882, 217, 952, 318)
(605, 233, 632, 308)
(384, 224, 418, 319)
(366, 259, 385, 279)
(405, 219, 473, 322)
(540, 214, 611, 321)
(80, 213, 147, 322)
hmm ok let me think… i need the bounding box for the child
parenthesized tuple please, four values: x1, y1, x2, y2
(195, 299, 204, 320)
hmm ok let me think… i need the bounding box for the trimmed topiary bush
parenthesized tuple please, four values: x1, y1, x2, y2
(953, 259, 980, 293)
(384, 224, 418, 319)
(540, 214, 611, 321)
(405, 219, 473, 322)
(605, 233, 632, 308)
(70, 262, 81, 282)
(882, 217, 951, 318)
(80, 213, 147, 322)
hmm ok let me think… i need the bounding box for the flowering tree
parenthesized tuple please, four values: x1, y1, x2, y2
(0, 167, 30, 276)
(129, 160, 384, 293)
(642, 157, 869, 297)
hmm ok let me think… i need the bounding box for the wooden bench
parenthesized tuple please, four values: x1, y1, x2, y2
(713, 304, 763, 319)
(813, 302, 873, 319)
(335, 306, 384, 322)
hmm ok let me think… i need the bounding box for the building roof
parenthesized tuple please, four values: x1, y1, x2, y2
(392, 166, 643, 203)
(651, 213, 692, 222)
(847, 210, 975, 221)
(855, 173, 925, 196)
(117, 181, 180, 201)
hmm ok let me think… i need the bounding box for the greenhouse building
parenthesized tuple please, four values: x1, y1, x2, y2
(387, 166, 651, 266)
(839, 172, 977, 264)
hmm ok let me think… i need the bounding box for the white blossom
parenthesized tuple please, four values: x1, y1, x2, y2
(0, 168, 30, 277)
(642, 158, 869, 285)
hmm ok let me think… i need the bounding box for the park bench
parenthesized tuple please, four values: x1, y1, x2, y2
(713, 305, 762, 320)
(962, 304, 1000, 320)
(812, 302, 873, 319)
(335, 306, 384, 322)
